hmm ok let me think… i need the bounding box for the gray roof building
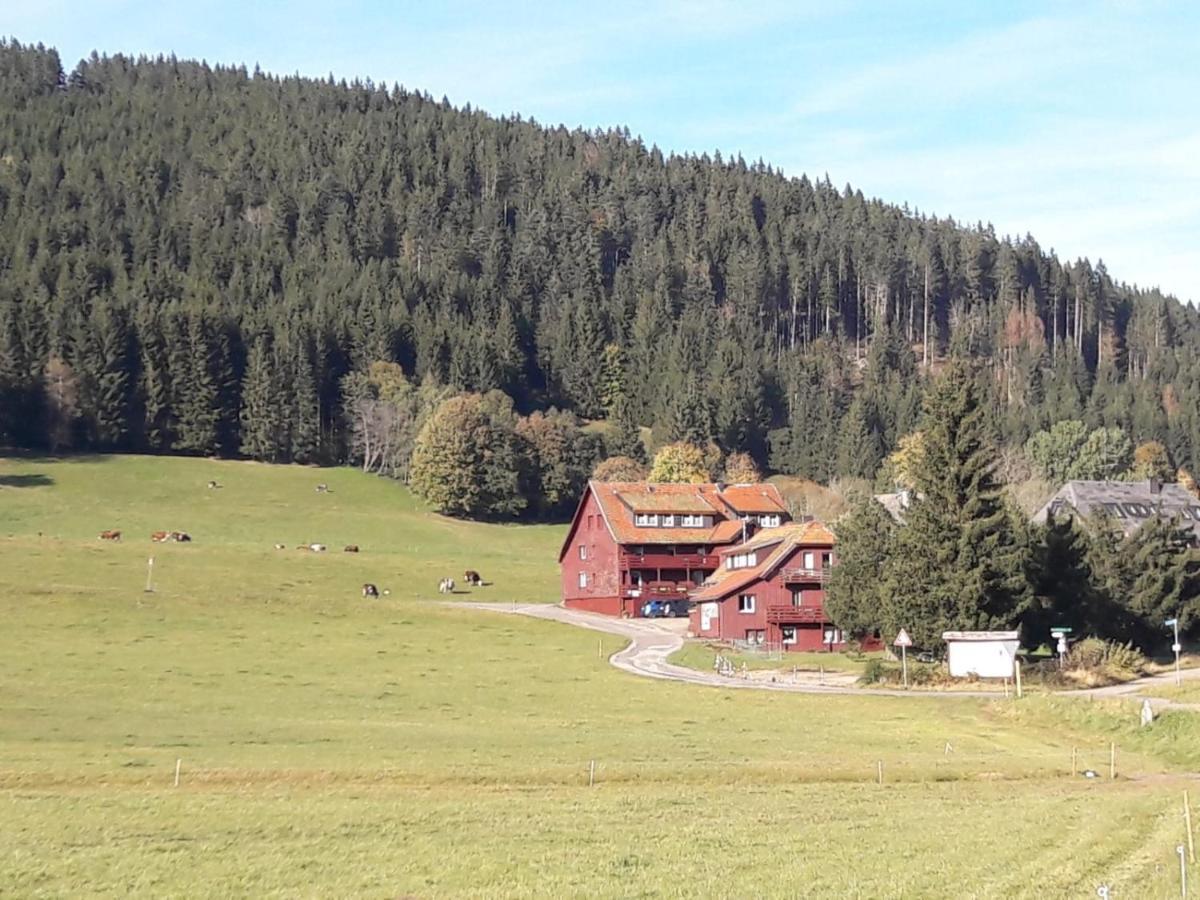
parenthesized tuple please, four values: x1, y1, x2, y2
(1032, 479, 1200, 543)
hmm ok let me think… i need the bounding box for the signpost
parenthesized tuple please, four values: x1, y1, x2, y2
(1051, 626, 1072, 669)
(894, 628, 913, 689)
(1166, 617, 1181, 686)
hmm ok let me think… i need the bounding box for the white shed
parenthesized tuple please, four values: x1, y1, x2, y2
(942, 631, 1020, 679)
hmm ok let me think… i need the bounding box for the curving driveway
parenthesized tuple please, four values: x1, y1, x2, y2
(450, 601, 1200, 704)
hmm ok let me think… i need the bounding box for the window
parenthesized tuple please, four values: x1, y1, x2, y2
(790, 588, 804, 607)
(746, 629, 765, 645)
(579, 545, 587, 560)
(802, 551, 815, 570)
(738, 594, 756, 614)
(587, 515, 593, 530)
(823, 627, 841, 645)
(758, 514, 781, 528)
(727, 552, 759, 570)
(681, 514, 709, 528)
(821, 552, 832, 569)
(578, 572, 588, 588)
(781, 625, 797, 645)
(635, 513, 659, 527)
(662, 515, 676, 527)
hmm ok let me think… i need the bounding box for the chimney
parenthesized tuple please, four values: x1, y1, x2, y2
(1149, 477, 1162, 495)
(716, 482, 726, 492)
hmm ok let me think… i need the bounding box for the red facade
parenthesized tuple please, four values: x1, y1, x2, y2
(559, 481, 790, 617)
(688, 523, 881, 653)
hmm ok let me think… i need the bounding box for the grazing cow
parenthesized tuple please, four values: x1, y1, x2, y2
(315, 483, 329, 493)
(309, 543, 326, 552)
(274, 543, 286, 550)
(438, 577, 455, 594)
(151, 531, 170, 543)
(362, 583, 379, 598)
(207, 480, 221, 490)
(296, 544, 312, 551)
(464, 569, 483, 586)
(343, 545, 359, 553)
(98, 530, 121, 541)
(171, 531, 192, 543)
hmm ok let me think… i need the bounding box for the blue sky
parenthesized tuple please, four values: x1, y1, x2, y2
(4, 1, 1198, 303)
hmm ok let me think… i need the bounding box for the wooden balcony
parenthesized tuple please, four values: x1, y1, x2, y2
(623, 580, 692, 599)
(780, 567, 831, 584)
(766, 604, 827, 624)
(620, 551, 719, 570)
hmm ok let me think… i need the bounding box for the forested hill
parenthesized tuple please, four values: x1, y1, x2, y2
(1, 39, 1198, 480)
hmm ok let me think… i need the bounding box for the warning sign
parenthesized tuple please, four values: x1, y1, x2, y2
(893, 628, 913, 648)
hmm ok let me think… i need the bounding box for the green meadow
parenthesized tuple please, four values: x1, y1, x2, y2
(2, 455, 1199, 898)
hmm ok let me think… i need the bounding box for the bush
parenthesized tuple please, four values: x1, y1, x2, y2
(860, 658, 887, 685)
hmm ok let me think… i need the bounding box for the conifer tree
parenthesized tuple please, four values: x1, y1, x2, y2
(883, 363, 1032, 649)
(239, 338, 284, 460)
(825, 497, 895, 640)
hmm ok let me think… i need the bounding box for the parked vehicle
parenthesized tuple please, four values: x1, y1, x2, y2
(641, 599, 689, 618)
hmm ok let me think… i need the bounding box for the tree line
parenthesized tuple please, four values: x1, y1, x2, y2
(1, 40, 1199, 502)
(826, 363, 1200, 652)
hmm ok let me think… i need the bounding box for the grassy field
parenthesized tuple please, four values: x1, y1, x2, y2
(3, 455, 1200, 897)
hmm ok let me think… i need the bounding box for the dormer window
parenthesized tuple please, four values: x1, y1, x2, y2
(680, 514, 711, 527)
(635, 513, 659, 527)
(662, 515, 676, 527)
(726, 552, 759, 570)
(758, 514, 781, 528)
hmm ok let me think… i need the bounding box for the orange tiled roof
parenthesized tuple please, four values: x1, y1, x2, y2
(717, 484, 789, 515)
(615, 490, 719, 514)
(587, 481, 788, 547)
(690, 521, 836, 602)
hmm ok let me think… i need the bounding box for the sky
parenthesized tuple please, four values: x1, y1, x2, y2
(4, 0, 1198, 304)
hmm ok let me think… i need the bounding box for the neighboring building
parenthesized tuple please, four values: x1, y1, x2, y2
(687, 520, 877, 652)
(559, 481, 791, 617)
(943, 631, 1020, 678)
(1032, 479, 1200, 545)
(873, 488, 913, 523)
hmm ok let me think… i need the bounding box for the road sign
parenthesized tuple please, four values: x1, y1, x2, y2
(1050, 626, 1073, 635)
(1173, 643, 1183, 653)
(1166, 618, 1179, 626)
(893, 628, 913, 648)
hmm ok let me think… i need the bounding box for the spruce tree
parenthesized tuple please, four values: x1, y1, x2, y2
(825, 496, 895, 641)
(883, 362, 1032, 649)
(239, 338, 283, 460)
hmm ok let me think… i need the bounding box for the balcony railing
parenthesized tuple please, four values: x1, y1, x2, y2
(766, 604, 827, 624)
(623, 580, 692, 599)
(780, 567, 831, 583)
(620, 552, 719, 569)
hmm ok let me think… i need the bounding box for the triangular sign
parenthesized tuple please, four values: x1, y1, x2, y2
(893, 628, 913, 648)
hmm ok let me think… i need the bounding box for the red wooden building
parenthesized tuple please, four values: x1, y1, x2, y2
(688, 520, 875, 652)
(559, 481, 790, 617)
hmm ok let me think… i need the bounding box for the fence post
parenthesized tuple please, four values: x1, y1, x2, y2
(1110, 743, 1116, 780)
(876, 760, 883, 785)
(1186, 791, 1196, 865)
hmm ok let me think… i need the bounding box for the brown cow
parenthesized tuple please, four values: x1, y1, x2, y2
(464, 570, 483, 586)
(344, 545, 359, 553)
(98, 530, 121, 541)
(151, 531, 170, 543)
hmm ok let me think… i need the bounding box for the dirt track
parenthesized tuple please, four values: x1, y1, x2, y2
(449, 601, 1200, 705)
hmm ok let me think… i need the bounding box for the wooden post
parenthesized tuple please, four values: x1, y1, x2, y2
(145, 557, 155, 593)
(598, 638, 603, 659)
(1110, 742, 1116, 780)
(174, 758, 181, 787)
(877, 760, 883, 785)
(1071, 746, 1077, 777)
(1014, 659, 1023, 699)
(1186, 791, 1196, 865)
(589, 759, 595, 788)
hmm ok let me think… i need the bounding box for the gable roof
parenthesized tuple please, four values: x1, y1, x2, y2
(690, 521, 836, 603)
(717, 485, 789, 515)
(1032, 480, 1200, 542)
(558, 481, 790, 557)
